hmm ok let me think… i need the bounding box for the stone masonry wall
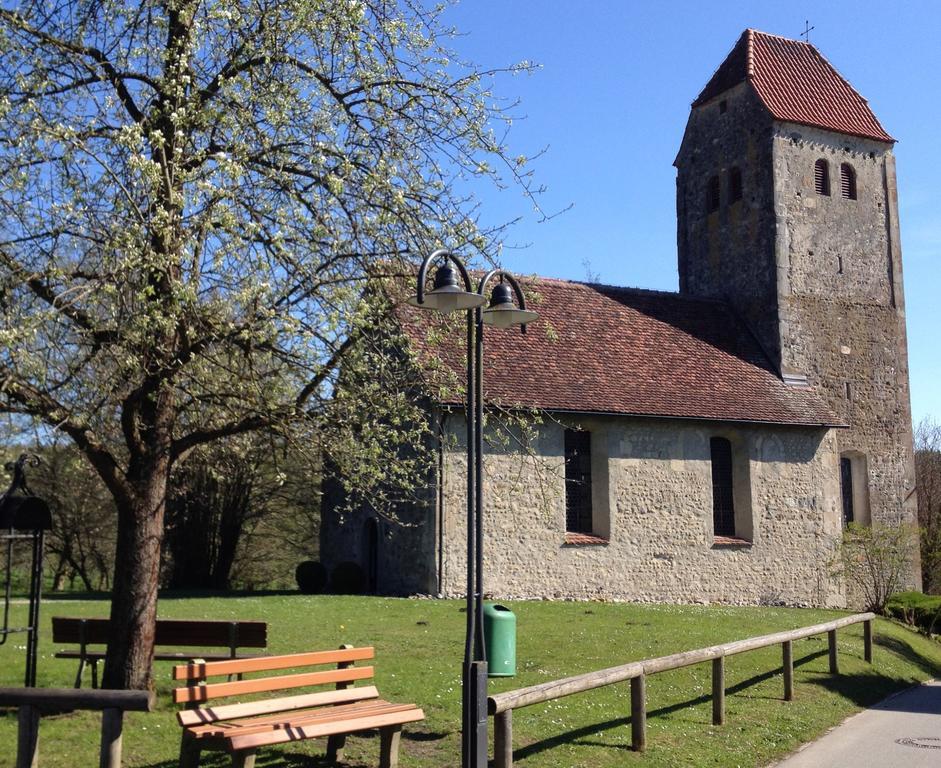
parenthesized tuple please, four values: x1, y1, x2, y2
(771, 124, 918, 549)
(676, 84, 919, 590)
(438, 416, 846, 607)
(675, 82, 781, 365)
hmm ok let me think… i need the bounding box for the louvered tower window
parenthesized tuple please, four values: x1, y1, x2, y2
(564, 429, 592, 533)
(814, 159, 830, 196)
(840, 163, 857, 200)
(710, 437, 735, 536)
(729, 167, 743, 203)
(706, 175, 721, 212)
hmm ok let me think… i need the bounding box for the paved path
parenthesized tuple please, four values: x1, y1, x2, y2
(773, 680, 941, 767)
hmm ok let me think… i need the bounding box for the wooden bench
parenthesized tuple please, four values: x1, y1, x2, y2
(0, 686, 154, 768)
(173, 645, 424, 768)
(52, 617, 267, 688)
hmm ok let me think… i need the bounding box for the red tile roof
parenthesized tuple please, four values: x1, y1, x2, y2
(693, 29, 893, 143)
(401, 278, 840, 428)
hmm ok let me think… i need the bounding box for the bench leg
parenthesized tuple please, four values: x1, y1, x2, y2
(326, 733, 346, 763)
(91, 659, 100, 690)
(74, 658, 86, 689)
(178, 732, 201, 768)
(16, 705, 40, 768)
(231, 750, 256, 768)
(379, 725, 402, 768)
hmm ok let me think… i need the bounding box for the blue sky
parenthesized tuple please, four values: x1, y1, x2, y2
(441, 1, 940, 426)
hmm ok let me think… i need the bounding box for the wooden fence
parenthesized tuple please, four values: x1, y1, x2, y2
(0, 686, 154, 768)
(488, 612, 875, 768)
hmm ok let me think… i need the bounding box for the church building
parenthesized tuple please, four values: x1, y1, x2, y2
(321, 30, 919, 607)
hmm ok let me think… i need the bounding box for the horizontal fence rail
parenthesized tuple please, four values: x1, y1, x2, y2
(488, 612, 875, 767)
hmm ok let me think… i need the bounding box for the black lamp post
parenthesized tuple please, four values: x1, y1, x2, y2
(411, 249, 537, 768)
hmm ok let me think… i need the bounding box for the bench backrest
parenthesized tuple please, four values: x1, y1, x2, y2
(52, 617, 268, 648)
(172, 646, 375, 707)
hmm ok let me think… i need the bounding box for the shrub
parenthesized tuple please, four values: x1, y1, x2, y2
(331, 561, 365, 594)
(295, 561, 327, 594)
(886, 591, 941, 634)
(836, 520, 916, 614)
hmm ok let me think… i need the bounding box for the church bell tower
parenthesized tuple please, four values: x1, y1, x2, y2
(675, 30, 918, 540)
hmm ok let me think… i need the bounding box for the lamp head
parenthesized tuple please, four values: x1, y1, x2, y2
(482, 282, 539, 328)
(409, 262, 486, 313)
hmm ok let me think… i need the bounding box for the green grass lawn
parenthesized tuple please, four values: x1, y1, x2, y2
(1, 594, 939, 767)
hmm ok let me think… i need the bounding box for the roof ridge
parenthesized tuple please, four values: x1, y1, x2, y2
(746, 28, 812, 45)
(523, 275, 732, 306)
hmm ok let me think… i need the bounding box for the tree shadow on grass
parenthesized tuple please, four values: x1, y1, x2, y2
(509, 649, 829, 761)
(874, 634, 941, 678)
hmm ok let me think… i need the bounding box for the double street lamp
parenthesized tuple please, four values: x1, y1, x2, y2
(410, 249, 537, 768)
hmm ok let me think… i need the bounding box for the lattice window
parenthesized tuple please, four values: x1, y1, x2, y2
(710, 437, 735, 537)
(729, 167, 743, 203)
(814, 159, 830, 196)
(707, 175, 721, 212)
(840, 163, 857, 200)
(564, 429, 592, 534)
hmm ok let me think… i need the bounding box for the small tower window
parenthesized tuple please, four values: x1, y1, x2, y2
(729, 167, 743, 203)
(719, 100, 728, 114)
(814, 159, 830, 196)
(707, 175, 720, 212)
(840, 163, 857, 200)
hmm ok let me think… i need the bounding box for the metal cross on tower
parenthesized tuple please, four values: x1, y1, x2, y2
(800, 20, 815, 43)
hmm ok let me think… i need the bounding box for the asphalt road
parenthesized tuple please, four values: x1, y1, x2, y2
(773, 680, 941, 767)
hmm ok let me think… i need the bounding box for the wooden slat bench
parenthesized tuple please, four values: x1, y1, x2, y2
(173, 645, 424, 768)
(0, 686, 154, 768)
(52, 617, 267, 688)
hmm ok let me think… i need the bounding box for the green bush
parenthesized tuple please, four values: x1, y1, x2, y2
(887, 591, 941, 633)
(330, 561, 365, 594)
(295, 561, 327, 594)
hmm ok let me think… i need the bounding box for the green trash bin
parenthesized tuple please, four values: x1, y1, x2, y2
(484, 603, 516, 677)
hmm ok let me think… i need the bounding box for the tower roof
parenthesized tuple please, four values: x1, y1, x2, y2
(693, 29, 894, 143)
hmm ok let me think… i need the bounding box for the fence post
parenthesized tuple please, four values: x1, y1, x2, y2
(828, 630, 838, 674)
(864, 620, 873, 663)
(99, 708, 124, 768)
(712, 657, 725, 725)
(631, 674, 646, 752)
(782, 640, 794, 701)
(16, 704, 40, 768)
(494, 710, 513, 768)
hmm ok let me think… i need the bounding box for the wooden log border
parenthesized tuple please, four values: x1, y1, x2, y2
(488, 612, 875, 768)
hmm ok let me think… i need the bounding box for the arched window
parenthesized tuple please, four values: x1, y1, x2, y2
(364, 517, 379, 593)
(840, 163, 857, 200)
(814, 159, 830, 196)
(710, 437, 735, 536)
(564, 429, 592, 534)
(706, 175, 721, 212)
(839, 458, 855, 525)
(729, 167, 743, 203)
(840, 452, 870, 526)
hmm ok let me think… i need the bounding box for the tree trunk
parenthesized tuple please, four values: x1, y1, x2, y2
(101, 461, 169, 690)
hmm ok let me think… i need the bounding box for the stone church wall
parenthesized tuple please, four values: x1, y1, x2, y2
(676, 84, 919, 589)
(771, 124, 919, 546)
(437, 415, 847, 607)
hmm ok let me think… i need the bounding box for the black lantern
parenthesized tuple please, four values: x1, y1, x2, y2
(482, 281, 539, 328)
